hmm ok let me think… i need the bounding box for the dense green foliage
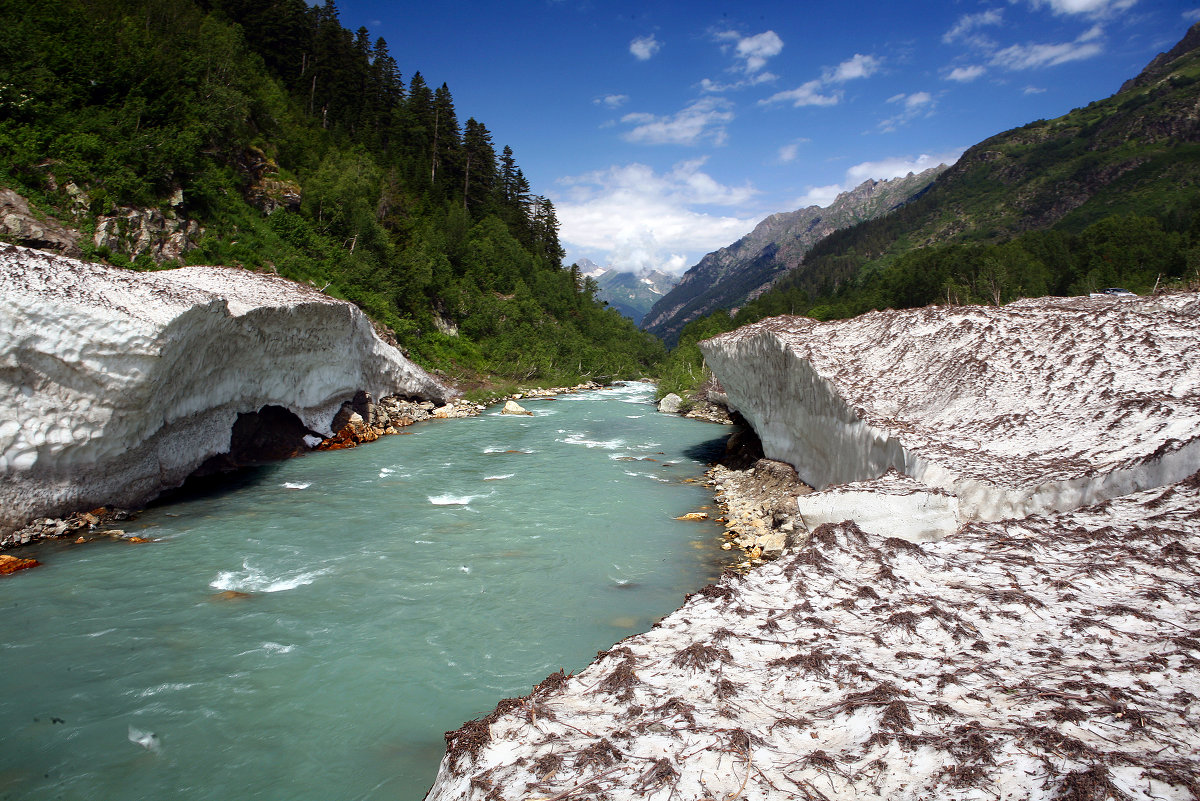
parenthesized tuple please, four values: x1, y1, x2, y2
(0, 0, 663, 387)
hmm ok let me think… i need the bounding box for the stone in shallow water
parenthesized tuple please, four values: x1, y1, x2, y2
(0, 554, 39, 575)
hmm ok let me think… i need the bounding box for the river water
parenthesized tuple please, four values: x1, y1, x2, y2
(0, 383, 733, 800)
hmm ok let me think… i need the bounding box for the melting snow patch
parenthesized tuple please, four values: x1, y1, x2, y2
(281, 482, 311, 490)
(427, 472, 1200, 801)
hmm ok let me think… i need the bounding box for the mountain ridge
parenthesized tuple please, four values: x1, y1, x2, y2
(642, 166, 946, 346)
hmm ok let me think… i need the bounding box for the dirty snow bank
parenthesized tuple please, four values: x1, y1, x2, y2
(0, 244, 450, 531)
(427, 472, 1200, 801)
(700, 294, 1200, 526)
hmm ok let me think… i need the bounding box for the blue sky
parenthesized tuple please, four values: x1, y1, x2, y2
(330, 0, 1197, 274)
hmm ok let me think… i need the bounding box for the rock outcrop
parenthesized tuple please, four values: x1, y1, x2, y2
(0, 244, 451, 534)
(700, 293, 1200, 536)
(0, 188, 81, 257)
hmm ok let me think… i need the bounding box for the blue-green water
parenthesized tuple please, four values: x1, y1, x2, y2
(0, 382, 731, 800)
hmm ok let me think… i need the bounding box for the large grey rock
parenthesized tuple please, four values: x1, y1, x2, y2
(0, 188, 81, 257)
(656, 393, 683, 414)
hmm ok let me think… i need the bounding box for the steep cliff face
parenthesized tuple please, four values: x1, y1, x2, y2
(0, 244, 451, 532)
(641, 166, 946, 346)
(700, 293, 1200, 529)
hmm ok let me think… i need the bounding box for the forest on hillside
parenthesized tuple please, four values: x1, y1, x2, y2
(0, 0, 664, 391)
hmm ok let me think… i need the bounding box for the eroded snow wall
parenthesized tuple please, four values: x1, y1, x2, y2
(0, 244, 452, 531)
(700, 294, 1200, 522)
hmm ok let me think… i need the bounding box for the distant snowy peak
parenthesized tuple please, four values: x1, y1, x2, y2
(581, 264, 680, 326)
(574, 257, 608, 279)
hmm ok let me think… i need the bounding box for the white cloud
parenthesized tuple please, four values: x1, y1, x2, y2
(733, 30, 784, 73)
(990, 26, 1105, 69)
(793, 150, 963, 209)
(620, 98, 734, 146)
(1186, 8, 1200, 22)
(556, 160, 760, 275)
(630, 34, 661, 61)
(945, 65, 987, 82)
(699, 71, 778, 93)
(595, 94, 629, 109)
(825, 53, 881, 83)
(943, 10, 1004, 44)
(879, 91, 936, 132)
(1024, 85, 1048, 94)
(1027, 0, 1137, 16)
(778, 144, 799, 163)
(762, 79, 841, 107)
(762, 53, 879, 108)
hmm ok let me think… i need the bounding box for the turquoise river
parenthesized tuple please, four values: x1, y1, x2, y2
(0, 382, 735, 800)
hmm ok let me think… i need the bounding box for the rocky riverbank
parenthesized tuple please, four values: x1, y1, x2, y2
(1, 381, 608, 553)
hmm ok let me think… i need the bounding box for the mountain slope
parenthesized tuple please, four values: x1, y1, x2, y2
(593, 267, 677, 325)
(740, 22, 1200, 321)
(642, 166, 946, 346)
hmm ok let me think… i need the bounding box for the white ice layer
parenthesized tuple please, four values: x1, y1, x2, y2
(700, 294, 1200, 524)
(0, 244, 450, 530)
(794, 469, 960, 542)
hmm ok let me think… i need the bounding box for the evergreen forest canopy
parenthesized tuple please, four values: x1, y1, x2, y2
(0, 0, 664, 392)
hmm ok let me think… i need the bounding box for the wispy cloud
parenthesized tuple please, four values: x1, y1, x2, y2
(879, 91, 936, 132)
(1026, 0, 1137, 17)
(990, 25, 1105, 69)
(595, 94, 629, 109)
(761, 53, 880, 108)
(794, 150, 962, 208)
(762, 79, 840, 107)
(778, 144, 800, 163)
(945, 65, 987, 82)
(630, 34, 661, 61)
(943, 10, 1004, 45)
(556, 159, 760, 275)
(620, 98, 734, 146)
(1184, 7, 1200, 20)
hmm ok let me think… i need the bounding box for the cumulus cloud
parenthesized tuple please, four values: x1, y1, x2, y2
(825, 53, 882, 83)
(595, 94, 629, 109)
(620, 98, 734, 146)
(943, 10, 1004, 44)
(990, 25, 1105, 69)
(945, 65, 987, 82)
(1027, 0, 1137, 16)
(630, 34, 661, 61)
(722, 30, 784, 74)
(793, 150, 963, 208)
(556, 160, 760, 275)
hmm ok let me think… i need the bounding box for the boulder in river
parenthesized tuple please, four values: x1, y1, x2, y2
(501, 400, 533, 416)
